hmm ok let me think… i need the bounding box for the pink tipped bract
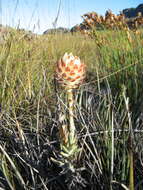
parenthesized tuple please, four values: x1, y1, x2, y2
(56, 53, 86, 89)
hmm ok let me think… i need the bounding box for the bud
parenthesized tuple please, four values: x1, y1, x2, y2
(55, 53, 86, 89)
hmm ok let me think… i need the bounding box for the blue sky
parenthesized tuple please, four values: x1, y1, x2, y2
(0, 0, 142, 34)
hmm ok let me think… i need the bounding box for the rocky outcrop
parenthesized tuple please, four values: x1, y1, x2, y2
(123, 4, 143, 18)
(43, 27, 70, 34)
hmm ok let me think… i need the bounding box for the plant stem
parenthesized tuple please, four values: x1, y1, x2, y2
(123, 86, 134, 190)
(129, 144, 134, 190)
(67, 89, 76, 144)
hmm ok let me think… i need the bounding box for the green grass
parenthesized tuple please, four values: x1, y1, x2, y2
(0, 28, 143, 189)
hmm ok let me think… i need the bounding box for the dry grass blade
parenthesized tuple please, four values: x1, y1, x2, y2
(0, 144, 26, 189)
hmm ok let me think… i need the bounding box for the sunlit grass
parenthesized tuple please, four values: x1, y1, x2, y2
(0, 28, 143, 189)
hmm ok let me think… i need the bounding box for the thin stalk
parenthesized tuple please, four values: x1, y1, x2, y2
(67, 89, 76, 144)
(123, 87, 134, 190)
(0, 145, 26, 189)
(129, 145, 134, 190)
(110, 111, 114, 190)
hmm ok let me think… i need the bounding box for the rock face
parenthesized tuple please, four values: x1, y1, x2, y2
(43, 27, 70, 34)
(123, 4, 143, 18)
(70, 23, 89, 33)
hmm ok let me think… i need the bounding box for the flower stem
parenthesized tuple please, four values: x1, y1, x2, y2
(67, 89, 76, 144)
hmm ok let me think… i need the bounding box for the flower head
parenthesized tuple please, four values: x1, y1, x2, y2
(55, 53, 86, 89)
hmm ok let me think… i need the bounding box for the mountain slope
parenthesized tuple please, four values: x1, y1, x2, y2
(123, 4, 143, 18)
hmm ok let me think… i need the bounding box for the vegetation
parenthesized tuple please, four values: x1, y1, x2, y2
(0, 28, 143, 190)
